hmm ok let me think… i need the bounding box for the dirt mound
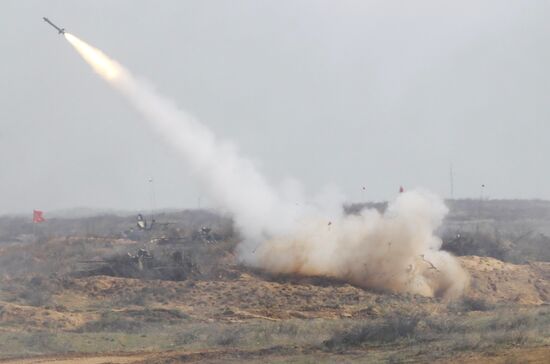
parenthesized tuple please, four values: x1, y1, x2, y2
(1, 256, 549, 362)
(0, 301, 92, 331)
(461, 256, 550, 305)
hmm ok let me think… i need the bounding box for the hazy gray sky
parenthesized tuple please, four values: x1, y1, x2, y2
(1, 1, 549, 215)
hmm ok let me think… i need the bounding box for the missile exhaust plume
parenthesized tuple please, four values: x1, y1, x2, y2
(65, 33, 122, 81)
(64, 33, 469, 299)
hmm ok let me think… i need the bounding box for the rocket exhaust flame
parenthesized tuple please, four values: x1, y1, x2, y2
(64, 34, 469, 299)
(65, 34, 123, 81)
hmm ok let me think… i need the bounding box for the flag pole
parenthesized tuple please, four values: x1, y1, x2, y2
(149, 178, 156, 225)
(32, 210, 36, 239)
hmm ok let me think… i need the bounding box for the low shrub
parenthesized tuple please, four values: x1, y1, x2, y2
(324, 314, 422, 349)
(449, 296, 495, 313)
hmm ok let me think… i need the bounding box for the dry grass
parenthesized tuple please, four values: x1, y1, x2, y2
(1, 206, 550, 362)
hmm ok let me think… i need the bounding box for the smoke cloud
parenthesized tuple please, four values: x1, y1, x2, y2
(65, 34, 468, 299)
(255, 190, 468, 298)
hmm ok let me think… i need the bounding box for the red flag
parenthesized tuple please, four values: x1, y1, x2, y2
(399, 186, 404, 193)
(33, 210, 45, 223)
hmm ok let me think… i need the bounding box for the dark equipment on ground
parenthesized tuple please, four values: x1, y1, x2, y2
(199, 226, 216, 244)
(137, 214, 155, 231)
(77, 248, 199, 281)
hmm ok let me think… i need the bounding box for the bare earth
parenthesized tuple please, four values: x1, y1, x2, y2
(0, 252, 549, 363)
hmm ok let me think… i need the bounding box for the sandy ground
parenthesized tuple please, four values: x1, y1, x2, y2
(0, 255, 548, 363)
(2, 345, 550, 364)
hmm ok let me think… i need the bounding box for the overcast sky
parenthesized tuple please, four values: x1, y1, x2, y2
(1, 1, 549, 215)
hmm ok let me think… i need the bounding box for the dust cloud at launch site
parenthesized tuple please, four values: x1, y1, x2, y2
(65, 33, 469, 299)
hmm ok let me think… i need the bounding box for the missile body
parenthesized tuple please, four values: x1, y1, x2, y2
(43, 17, 65, 34)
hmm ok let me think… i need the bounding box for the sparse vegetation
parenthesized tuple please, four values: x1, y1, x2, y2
(323, 313, 423, 349)
(448, 296, 495, 313)
(0, 204, 549, 362)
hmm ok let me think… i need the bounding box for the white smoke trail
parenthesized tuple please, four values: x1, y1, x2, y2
(64, 33, 302, 241)
(65, 34, 468, 298)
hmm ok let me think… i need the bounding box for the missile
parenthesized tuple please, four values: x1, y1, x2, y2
(43, 17, 65, 35)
